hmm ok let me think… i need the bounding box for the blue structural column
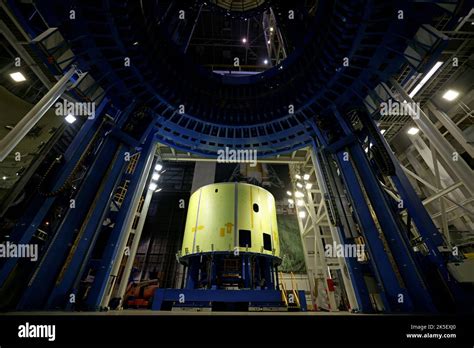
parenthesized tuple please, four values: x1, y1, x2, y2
(310, 140, 373, 313)
(311, 120, 414, 312)
(185, 258, 199, 290)
(15, 101, 137, 310)
(17, 133, 126, 310)
(359, 108, 470, 310)
(85, 134, 156, 310)
(45, 145, 127, 309)
(331, 107, 437, 312)
(0, 98, 109, 288)
(332, 152, 411, 311)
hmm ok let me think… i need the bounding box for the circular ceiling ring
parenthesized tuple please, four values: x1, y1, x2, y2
(30, 0, 461, 156)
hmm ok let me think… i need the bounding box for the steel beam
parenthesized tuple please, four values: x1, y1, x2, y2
(115, 184, 155, 307)
(16, 136, 123, 309)
(311, 121, 411, 312)
(0, 101, 107, 289)
(427, 102, 474, 158)
(334, 108, 437, 312)
(85, 135, 156, 309)
(160, 154, 306, 164)
(390, 79, 474, 196)
(45, 146, 127, 309)
(309, 143, 370, 312)
(0, 66, 76, 161)
(360, 104, 471, 311)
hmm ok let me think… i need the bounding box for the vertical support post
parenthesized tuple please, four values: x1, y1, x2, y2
(86, 135, 156, 309)
(289, 164, 318, 309)
(17, 137, 123, 309)
(310, 119, 413, 312)
(330, 149, 409, 312)
(309, 142, 371, 313)
(46, 145, 127, 309)
(305, 178, 338, 311)
(359, 96, 470, 310)
(116, 184, 155, 307)
(430, 143, 451, 248)
(332, 107, 436, 312)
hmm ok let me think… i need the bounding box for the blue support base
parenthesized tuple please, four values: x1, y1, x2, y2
(148, 251, 306, 312)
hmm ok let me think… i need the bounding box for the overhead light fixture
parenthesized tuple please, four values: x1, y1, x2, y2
(9, 72, 26, 82)
(442, 89, 459, 101)
(297, 200, 304, 207)
(65, 114, 77, 124)
(269, 27, 274, 32)
(295, 174, 301, 180)
(408, 61, 443, 98)
(295, 191, 304, 198)
(263, 59, 268, 65)
(286, 191, 292, 196)
(407, 127, 419, 135)
(267, 40, 271, 44)
(296, 182, 303, 188)
(155, 164, 163, 171)
(242, 37, 247, 43)
(303, 174, 310, 180)
(298, 211, 306, 218)
(381, 129, 386, 135)
(149, 182, 158, 191)
(305, 183, 312, 190)
(288, 198, 294, 204)
(2, 176, 6, 180)
(133, 41, 139, 46)
(152, 173, 160, 181)
(155, 188, 162, 192)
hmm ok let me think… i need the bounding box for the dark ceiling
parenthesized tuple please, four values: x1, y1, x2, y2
(187, 9, 270, 71)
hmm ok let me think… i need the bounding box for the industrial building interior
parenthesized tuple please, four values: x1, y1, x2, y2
(0, 0, 474, 333)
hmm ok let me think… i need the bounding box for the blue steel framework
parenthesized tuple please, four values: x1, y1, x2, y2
(0, 0, 472, 312)
(13, 103, 158, 310)
(309, 145, 374, 313)
(312, 111, 425, 312)
(16, 0, 458, 156)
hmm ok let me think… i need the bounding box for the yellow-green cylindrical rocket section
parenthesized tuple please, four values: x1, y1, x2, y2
(181, 183, 280, 257)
